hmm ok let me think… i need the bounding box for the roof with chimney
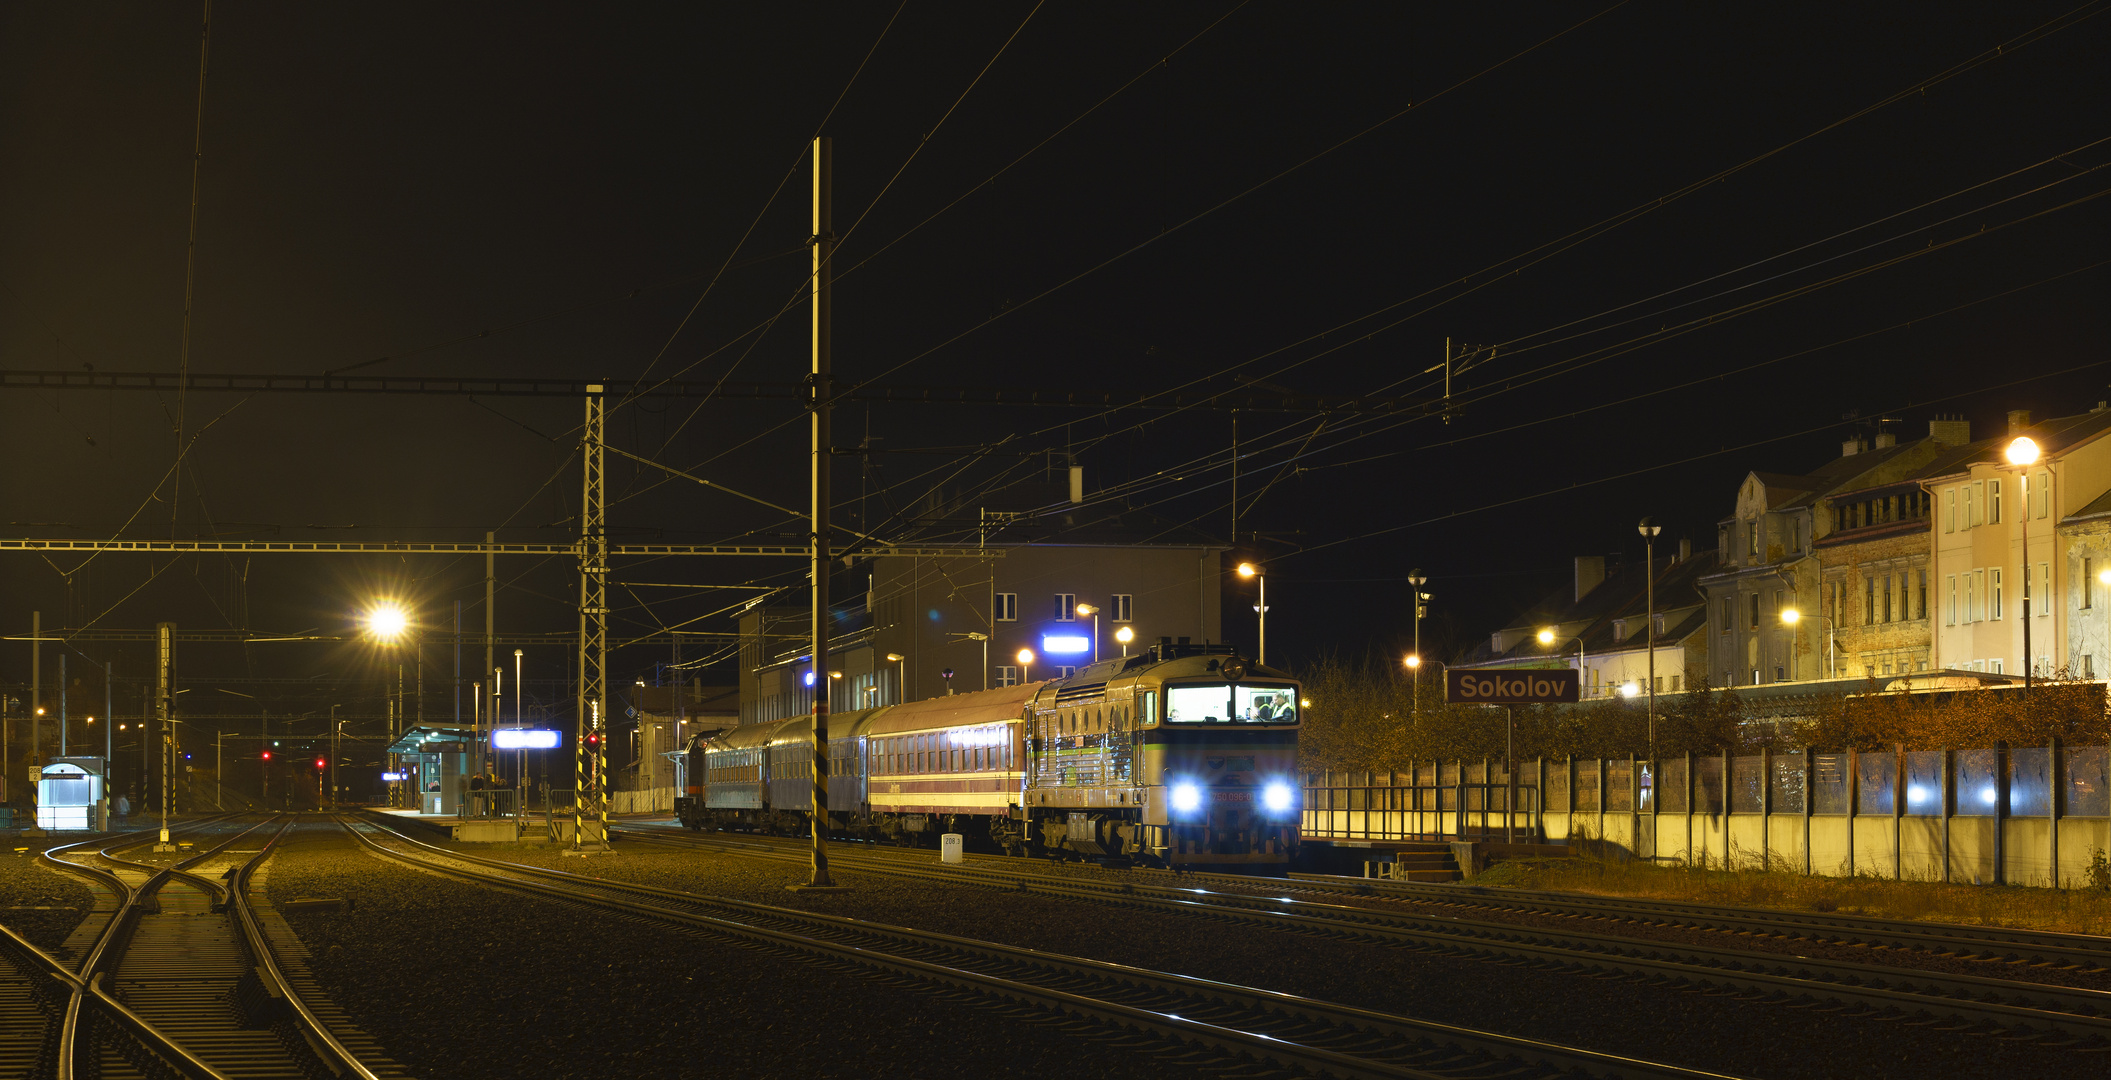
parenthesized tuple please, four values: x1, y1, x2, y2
(1452, 547, 1722, 668)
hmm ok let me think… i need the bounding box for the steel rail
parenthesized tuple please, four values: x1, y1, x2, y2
(606, 823, 2111, 1045)
(1274, 871, 2111, 970)
(346, 817, 1729, 1080)
(227, 819, 387, 1080)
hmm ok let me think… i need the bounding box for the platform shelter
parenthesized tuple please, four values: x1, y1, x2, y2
(385, 724, 476, 815)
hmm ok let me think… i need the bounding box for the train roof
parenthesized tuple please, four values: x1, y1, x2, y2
(856, 680, 1042, 736)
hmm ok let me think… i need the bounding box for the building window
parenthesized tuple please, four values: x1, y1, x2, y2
(1747, 520, 1759, 558)
(1990, 479, 2003, 524)
(2038, 562, 2050, 616)
(1054, 593, 1076, 621)
(1748, 593, 1760, 630)
(1111, 594, 1133, 622)
(1719, 597, 1734, 633)
(2086, 558, 2096, 610)
(1990, 658, 2003, 675)
(996, 593, 1018, 621)
(1671, 674, 1682, 691)
(1056, 666, 1077, 679)
(1990, 568, 2002, 620)
(1965, 572, 1976, 623)
(1751, 667, 1760, 685)
(1964, 483, 1976, 528)
(2034, 470, 2050, 518)
(2086, 655, 2096, 679)
(1790, 518, 1802, 552)
(1946, 575, 1956, 624)
(1863, 575, 1875, 625)
(1914, 570, 1926, 620)
(1945, 489, 1956, 533)
(995, 665, 1018, 687)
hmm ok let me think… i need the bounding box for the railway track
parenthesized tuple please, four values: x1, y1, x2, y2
(602, 821, 2111, 1047)
(8, 814, 407, 1080)
(347, 815, 1732, 1080)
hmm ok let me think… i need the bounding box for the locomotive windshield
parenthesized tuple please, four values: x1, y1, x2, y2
(1164, 683, 1298, 724)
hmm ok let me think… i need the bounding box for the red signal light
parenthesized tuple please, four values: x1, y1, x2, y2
(261, 751, 271, 760)
(315, 758, 326, 769)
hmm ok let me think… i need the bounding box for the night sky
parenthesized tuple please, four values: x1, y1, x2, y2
(3, 3, 2108, 729)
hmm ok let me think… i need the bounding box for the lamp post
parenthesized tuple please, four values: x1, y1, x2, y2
(1407, 568, 1429, 711)
(1638, 518, 1661, 757)
(1076, 604, 1100, 663)
(2006, 436, 2041, 692)
(1404, 654, 1423, 712)
(1779, 607, 1835, 680)
(514, 649, 525, 801)
(1114, 626, 1134, 657)
(1237, 562, 1267, 665)
(885, 653, 906, 703)
(1016, 648, 1034, 685)
(1537, 627, 1586, 694)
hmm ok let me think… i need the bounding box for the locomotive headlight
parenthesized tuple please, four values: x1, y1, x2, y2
(1170, 783, 1202, 814)
(1263, 782, 1295, 813)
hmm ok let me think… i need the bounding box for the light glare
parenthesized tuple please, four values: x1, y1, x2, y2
(366, 604, 410, 640)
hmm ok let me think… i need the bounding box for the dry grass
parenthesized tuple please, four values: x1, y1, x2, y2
(1472, 850, 2111, 937)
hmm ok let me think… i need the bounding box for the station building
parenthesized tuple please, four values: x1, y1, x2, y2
(739, 501, 1227, 725)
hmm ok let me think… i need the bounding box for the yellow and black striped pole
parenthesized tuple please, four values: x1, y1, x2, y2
(572, 704, 586, 847)
(792, 135, 844, 892)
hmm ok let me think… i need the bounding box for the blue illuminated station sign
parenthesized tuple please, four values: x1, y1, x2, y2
(1445, 669, 1580, 704)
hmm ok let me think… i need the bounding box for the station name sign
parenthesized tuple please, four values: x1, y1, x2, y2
(1445, 669, 1579, 704)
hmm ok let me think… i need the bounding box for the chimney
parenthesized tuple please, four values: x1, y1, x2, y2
(1574, 555, 1606, 602)
(1928, 415, 1969, 445)
(1873, 432, 1896, 449)
(2008, 409, 2032, 434)
(1678, 537, 1691, 563)
(1841, 436, 1864, 456)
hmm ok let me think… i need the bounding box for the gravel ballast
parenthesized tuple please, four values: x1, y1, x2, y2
(268, 823, 1206, 1080)
(0, 838, 98, 953)
(439, 825, 2092, 1080)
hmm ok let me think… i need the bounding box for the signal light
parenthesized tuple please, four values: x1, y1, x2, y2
(262, 751, 271, 760)
(315, 758, 326, 769)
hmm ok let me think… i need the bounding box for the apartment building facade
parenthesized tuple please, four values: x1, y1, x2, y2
(1927, 407, 2111, 676)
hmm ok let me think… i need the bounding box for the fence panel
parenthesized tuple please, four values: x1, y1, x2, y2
(2010, 747, 2051, 817)
(1546, 763, 1570, 813)
(1638, 760, 1654, 812)
(1606, 760, 1632, 812)
(1770, 756, 1805, 814)
(2068, 746, 2110, 816)
(1575, 762, 1600, 812)
(1695, 756, 1724, 814)
(1906, 751, 1945, 815)
(1955, 748, 1999, 816)
(1811, 753, 1850, 815)
(1730, 756, 1764, 813)
(1659, 757, 1688, 813)
(1856, 751, 1895, 815)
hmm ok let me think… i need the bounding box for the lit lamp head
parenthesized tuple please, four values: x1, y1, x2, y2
(364, 603, 410, 641)
(1016, 648, 1034, 666)
(1403, 654, 1421, 669)
(1114, 626, 1134, 645)
(1407, 567, 1426, 587)
(1638, 516, 1661, 539)
(1236, 562, 1258, 579)
(2006, 436, 2041, 467)
(1536, 627, 1556, 645)
(1075, 603, 1097, 616)
(885, 653, 905, 663)
(1780, 607, 1802, 626)
(2099, 568, 2111, 587)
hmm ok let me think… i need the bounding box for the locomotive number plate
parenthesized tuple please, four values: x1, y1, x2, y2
(1211, 789, 1251, 802)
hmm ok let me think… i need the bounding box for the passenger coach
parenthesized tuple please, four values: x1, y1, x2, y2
(674, 639, 1301, 868)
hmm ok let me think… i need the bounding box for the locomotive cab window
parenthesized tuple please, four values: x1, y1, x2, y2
(1164, 683, 1299, 724)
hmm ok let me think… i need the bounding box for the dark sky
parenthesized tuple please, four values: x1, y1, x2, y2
(3, 2, 2109, 726)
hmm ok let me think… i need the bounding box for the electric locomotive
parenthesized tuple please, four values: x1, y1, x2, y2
(674, 638, 1300, 868)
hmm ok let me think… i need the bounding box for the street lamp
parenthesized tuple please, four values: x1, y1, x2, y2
(885, 653, 906, 703)
(1538, 626, 1587, 695)
(1237, 562, 1267, 665)
(1638, 517, 1661, 757)
(2007, 435, 2041, 692)
(1075, 604, 1100, 663)
(1779, 607, 1836, 680)
(364, 603, 409, 641)
(1114, 625, 1135, 657)
(1016, 647, 1034, 684)
(1407, 567, 1429, 712)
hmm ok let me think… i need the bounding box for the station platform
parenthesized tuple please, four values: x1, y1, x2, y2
(373, 807, 526, 843)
